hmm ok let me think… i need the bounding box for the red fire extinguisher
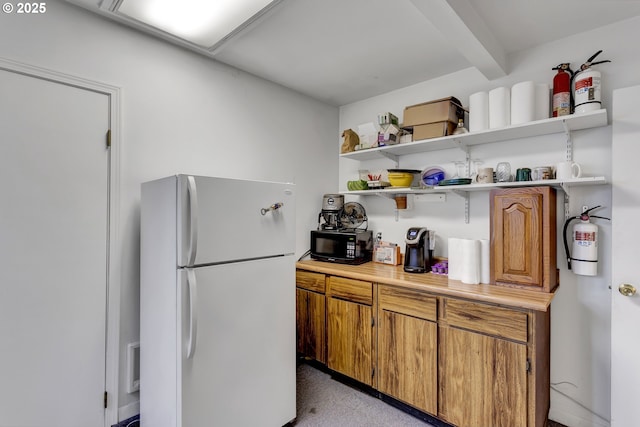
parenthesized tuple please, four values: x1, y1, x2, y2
(552, 63, 573, 117)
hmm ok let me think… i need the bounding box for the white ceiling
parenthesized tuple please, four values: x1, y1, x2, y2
(67, 0, 640, 106)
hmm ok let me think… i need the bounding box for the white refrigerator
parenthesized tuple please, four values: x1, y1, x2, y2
(140, 174, 297, 427)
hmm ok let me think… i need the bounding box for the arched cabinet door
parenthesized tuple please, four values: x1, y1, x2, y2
(490, 186, 557, 293)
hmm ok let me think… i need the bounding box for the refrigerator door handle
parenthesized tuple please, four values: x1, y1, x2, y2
(186, 269, 198, 359)
(186, 175, 199, 266)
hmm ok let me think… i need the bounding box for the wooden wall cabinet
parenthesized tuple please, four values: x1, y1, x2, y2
(326, 276, 375, 387)
(491, 186, 557, 292)
(377, 285, 438, 415)
(296, 270, 326, 363)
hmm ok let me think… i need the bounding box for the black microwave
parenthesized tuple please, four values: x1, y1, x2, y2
(310, 229, 373, 265)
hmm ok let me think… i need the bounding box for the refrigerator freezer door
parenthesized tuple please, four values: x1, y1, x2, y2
(177, 175, 296, 267)
(178, 256, 296, 426)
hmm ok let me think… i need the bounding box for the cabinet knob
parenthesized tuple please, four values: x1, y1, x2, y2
(618, 283, 637, 297)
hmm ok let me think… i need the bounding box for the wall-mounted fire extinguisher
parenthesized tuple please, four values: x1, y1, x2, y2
(572, 50, 611, 114)
(552, 63, 573, 117)
(563, 205, 610, 276)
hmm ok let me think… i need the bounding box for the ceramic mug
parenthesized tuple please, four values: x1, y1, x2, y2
(476, 167, 494, 183)
(532, 166, 552, 180)
(555, 161, 582, 180)
(516, 168, 532, 181)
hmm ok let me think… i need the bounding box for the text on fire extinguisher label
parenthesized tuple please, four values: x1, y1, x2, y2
(575, 231, 596, 241)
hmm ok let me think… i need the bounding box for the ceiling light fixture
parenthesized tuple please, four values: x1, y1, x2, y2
(114, 0, 284, 51)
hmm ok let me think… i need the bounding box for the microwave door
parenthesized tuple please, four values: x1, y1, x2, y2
(315, 235, 344, 258)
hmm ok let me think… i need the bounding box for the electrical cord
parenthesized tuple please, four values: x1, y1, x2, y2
(298, 249, 311, 261)
(550, 382, 609, 424)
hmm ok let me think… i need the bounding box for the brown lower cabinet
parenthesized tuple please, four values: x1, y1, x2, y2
(439, 298, 531, 427)
(296, 288, 326, 363)
(296, 270, 326, 363)
(326, 276, 375, 386)
(377, 285, 438, 415)
(296, 266, 551, 427)
(439, 326, 527, 427)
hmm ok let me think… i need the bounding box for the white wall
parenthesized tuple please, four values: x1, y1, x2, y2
(0, 1, 338, 418)
(338, 16, 640, 427)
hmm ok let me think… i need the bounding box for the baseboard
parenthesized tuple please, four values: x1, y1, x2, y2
(118, 400, 140, 422)
(549, 405, 609, 427)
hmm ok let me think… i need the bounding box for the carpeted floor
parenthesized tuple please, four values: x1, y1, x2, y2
(119, 363, 568, 427)
(294, 362, 569, 427)
(294, 362, 434, 427)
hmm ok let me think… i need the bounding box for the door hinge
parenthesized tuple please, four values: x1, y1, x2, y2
(104, 391, 108, 409)
(106, 129, 111, 148)
(372, 368, 375, 378)
(526, 359, 531, 373)
(371, 317, 375, 327)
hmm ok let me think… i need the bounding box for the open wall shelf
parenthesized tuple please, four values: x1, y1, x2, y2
(340, 109, 608, 162)
(342, 176, 607, 197)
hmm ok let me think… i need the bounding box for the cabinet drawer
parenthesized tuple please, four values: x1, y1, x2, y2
(443, 298, 528, 343)
(296, 270, 326, 293)
(328, 276, 372, 305)
(378, 285, 437, 321)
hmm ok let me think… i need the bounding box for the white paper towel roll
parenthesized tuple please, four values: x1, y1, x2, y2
(460, 239, 481, 285)
(469, 91, 489, 132)
(535, 83, 550, 120)
(447, 238, 463, 281)
(489, 87, 511, 129)
(511, 81, 536, 125)
(480, 239, 490, 284)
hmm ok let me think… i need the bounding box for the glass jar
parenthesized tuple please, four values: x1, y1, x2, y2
(496, 162, 512, 182)
(453, 118, 468, 135)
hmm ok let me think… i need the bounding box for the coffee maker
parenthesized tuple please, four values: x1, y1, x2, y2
(318, 194, 344, 230)
(403, 227, 433, 273)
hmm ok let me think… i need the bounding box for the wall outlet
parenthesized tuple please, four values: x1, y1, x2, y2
(126, 342, 140, 393)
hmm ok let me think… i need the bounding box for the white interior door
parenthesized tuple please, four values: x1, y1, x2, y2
(0, 69, 109, 426)
(611, 85, 640, 426)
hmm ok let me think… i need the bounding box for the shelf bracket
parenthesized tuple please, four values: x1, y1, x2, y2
(450, 190, 470, 224)
(373, 192, 404, 221)
(374, 192, 397, 200)
(379, 151, 399, 166)
(562, 119, 573, 161)
(464, 149, 471, 178)
(561, 183, 571, 219)
(560, 121, 573, 219)
(451, 137, 468, 155)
